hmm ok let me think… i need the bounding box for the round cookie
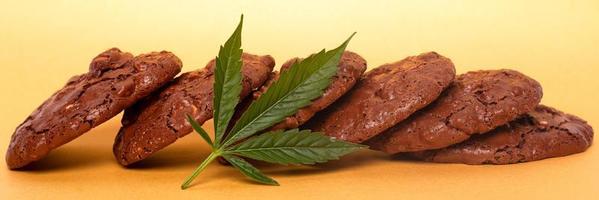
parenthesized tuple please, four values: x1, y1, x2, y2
(365, 69, 543, 153)
(251, 51, 367, 131)
(113, 53, 274, 166)
(407, 105, 593, 164)
(305, 52, 456, 143)
(6, 48, 182, 169)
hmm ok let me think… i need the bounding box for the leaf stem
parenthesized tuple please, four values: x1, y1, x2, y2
(181, 151, 221, 190)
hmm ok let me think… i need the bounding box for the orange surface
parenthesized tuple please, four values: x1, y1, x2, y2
(1, 1, 598, 199)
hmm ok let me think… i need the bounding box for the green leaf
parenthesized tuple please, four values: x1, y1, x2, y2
(186, 114, 213, 147)
(222, 154, 279, 185)
(225, 129, 366, 165)
(213, 15, 244, 147)
(223, 33, 356, 147)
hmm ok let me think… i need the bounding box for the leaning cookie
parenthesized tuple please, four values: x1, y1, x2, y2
(406, 105, 593, 164)
(6, 48, 182, 169)
(113, 53, 274, 166)
(305, 52, 456, 143)
(365, 69, 543, 153)
(246, 51, 367, 131)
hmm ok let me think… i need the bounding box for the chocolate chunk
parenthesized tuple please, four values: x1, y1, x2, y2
(407, 105, 593, 164)
(305, 52, 456, 143)
(6, 48, 182, 169)
(113, 53, 274, 166)
(366, 69, 543, 153)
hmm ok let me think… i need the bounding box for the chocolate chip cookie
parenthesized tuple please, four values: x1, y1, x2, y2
(407, 105, 593, 164)
(366, 69, 543, 153)
(6, 48, 182, 169)
(305, 52, 456, 143)
(113, 53, 274, 166)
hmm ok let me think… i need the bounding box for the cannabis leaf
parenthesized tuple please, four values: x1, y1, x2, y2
(227, 129, 365, 165)
(222, 33, 354, 147)
(223, 154, 279, 185)
(186, 114, 213, 147)
(180, 15, 364, 190)
(212, 15, 243, 147)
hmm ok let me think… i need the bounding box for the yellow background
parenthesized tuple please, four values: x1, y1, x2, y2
(1, 1, 598, 199)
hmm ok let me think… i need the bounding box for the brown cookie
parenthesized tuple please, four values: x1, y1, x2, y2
(241, 51, 367, 131)
(113, 53, 274, 166)
(407, 105, 593, 164)
(366, 69, 543, 153)
(305, 52, 456, 143)
(6, 48, 182, 169)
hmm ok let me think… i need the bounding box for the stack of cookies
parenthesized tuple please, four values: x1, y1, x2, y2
(5, 49, 593, 169)
(225, 51, 593, 165)
(305, 52, 593, 165)
(6, 48, 277, 169)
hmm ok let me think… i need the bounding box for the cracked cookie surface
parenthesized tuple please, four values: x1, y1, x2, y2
(236, 51, 367, 131)
(272, 51, 367, 130)
(6, 48, 182, 169)
(113, 53, 274, 166)
(365, 69, 543, 153)
(406, 105, 593, 164)
(305, 52, 456, 143)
